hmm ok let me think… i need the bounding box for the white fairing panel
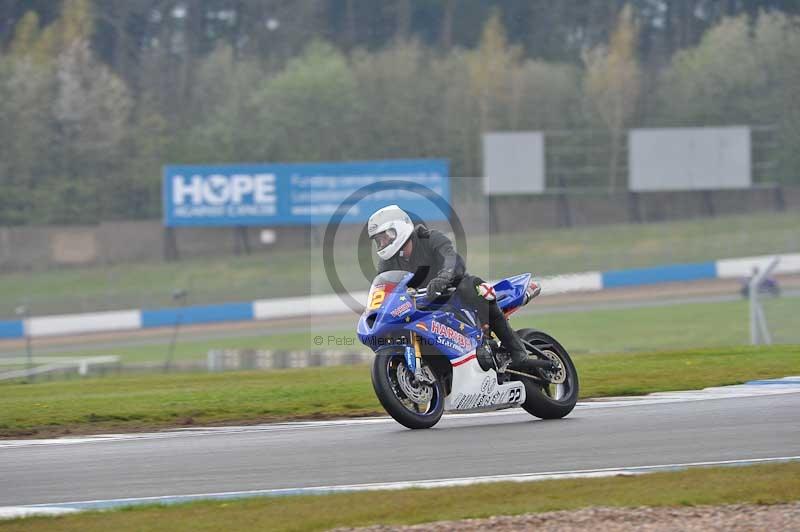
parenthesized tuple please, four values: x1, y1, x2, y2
(444, 353, 525, 412)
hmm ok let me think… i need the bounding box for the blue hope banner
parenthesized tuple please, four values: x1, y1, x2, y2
(162, 159, 450, 227)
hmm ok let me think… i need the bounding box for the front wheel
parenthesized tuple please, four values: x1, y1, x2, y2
(371, 352, 445, 429)
(515, 329, 579, 419)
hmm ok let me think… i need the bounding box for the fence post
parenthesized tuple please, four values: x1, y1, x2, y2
(749, 257, 780, 346)
(774, 185, 786, 212)
(15, 305, 34, 382)
(164, 289, 188, 371)
(163, 227, 179, 261)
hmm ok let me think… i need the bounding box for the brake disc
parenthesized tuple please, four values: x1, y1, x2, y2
(539, 349, 566, 384)
(396, 363, 434, 404)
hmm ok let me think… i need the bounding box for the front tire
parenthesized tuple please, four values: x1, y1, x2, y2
(515, 329, 579, 419)
(371, 352, 445, 429)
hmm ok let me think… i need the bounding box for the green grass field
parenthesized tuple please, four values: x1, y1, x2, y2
(1, 345, 798, 438)
(1, 211, 798, 317)
(3, 463, 799, 531)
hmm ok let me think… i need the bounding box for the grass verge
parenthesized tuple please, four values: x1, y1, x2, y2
(2, 462, 799, 531)
(1, 345, 798, 438)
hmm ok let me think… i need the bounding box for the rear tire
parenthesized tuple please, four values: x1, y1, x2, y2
(371, 352, 445, 429)
(515, 329, 579, 419)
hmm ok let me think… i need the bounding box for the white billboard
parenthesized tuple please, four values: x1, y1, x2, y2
(628, 126, 751, 192)
(483, 131, 545, 195)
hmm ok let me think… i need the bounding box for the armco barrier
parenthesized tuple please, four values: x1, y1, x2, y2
(716, 254, 800, 278)
(1, 253, 798, 341)
(141, 302, 254, 328)
(537, 272, 603, 294)
(0, 320, 24, 339)
(26, 310, 141, 338)
(602, 262, 717, 289)
(252, 292, 368, 321)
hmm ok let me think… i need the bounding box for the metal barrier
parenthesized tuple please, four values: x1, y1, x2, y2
(0, 356, 121, 381)
(206, 350, 371, 371)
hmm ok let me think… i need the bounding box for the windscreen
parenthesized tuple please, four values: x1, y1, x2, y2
(366, 270, 410, 312)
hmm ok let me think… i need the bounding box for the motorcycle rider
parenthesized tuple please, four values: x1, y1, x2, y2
(367, 204, 535, 370)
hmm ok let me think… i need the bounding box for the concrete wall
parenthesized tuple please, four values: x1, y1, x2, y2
(1, 186, 798, 272)
(98, 220, 164, 263)
(0, 226, 51, 271)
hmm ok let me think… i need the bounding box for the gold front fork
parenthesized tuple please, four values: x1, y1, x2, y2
(411, 332, 428, 383)
(412, 332, 423, 364)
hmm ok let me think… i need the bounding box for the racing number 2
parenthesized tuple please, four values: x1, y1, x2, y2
(368, 288, 386, 310)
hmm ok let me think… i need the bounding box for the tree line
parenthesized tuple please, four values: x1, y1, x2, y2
(3, 1, 798, 69)
(0, 0, 799, 224)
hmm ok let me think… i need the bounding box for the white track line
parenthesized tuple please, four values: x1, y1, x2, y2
(0, 507, 78, 519)
(2, 455, 796, 517)
(1, 377, 799, 449)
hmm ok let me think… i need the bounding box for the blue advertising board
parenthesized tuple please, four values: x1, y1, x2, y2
(162, 159, 450, 227)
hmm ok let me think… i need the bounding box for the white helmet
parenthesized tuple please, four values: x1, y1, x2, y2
(367, 205, 414, 260)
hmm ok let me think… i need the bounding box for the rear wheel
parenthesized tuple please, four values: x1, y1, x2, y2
(371, 352, 445, 429)
(515, 329, 579, 419)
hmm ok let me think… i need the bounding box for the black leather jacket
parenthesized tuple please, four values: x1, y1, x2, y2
(377, 225, 466, 289)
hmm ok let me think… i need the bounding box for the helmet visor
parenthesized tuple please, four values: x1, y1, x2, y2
(371, 228, 397, 252)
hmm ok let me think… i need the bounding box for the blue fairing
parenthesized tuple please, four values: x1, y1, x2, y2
(493, 273, 532, 313)
(358, 271, 532, 361)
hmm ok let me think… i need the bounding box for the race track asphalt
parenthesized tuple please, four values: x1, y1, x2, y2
(1, 390, 798, 507)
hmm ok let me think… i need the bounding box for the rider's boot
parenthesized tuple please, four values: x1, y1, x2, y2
(488, 304, 535, 370)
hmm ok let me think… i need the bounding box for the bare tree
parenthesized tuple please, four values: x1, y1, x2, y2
(584, 4, 641, 192)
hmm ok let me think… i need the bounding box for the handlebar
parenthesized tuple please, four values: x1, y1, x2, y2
(408, 286, 457, 311)
(407, 286, 457, 298)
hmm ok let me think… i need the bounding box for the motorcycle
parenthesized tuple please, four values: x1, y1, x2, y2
(357, 270, 579, 429)
(739, 276, 781, 298)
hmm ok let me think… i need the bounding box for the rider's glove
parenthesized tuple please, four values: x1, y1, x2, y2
(426, 277, 449, 298)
